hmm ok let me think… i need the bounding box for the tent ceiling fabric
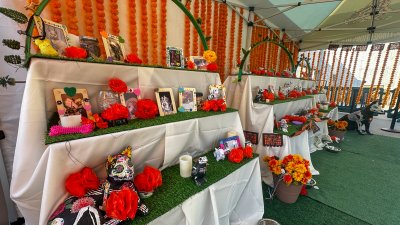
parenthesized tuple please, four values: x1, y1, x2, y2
(226, 0, 400, 50)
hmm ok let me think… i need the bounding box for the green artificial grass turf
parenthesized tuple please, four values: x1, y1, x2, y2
(307, 132, 400, 224)
(45, 108, 237, 144)
(254, 95, 314, 105)
(273, 123, 303, 136)
(121, 151, 258, 225)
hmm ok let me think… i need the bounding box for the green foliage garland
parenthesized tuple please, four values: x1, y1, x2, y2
(4, 55, 22, 64)
(2, 39, 21, 50)
(0, 7, 28, 24)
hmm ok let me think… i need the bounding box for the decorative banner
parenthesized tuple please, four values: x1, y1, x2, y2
(310, 120, 320, 134)
(328, 44, 339, 50)
(342, 45, 353, 51)
(389, 42, 400, 50)
(356, 45, 368, 51)
(263, 133, 283, 147)
(243, 131, 259, 145)
(371, 44, 385, 51)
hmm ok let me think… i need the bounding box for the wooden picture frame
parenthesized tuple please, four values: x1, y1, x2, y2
(208, 84, 226, 102)
(189, 56, 207, 70)
(166, 46, 184, 68)
(219, 135, 241, 150)
(35, 18, 71, 55)
(101, 32, 126, 62)
(80, 36, 100, 57)
(120, 88, 141, 120)
(178, 87, 197, 112)
(155, 88, 177, 116)
(53, 88, 93, 118)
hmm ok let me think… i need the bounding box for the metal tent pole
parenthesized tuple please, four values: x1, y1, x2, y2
(381, 91, 400, 133)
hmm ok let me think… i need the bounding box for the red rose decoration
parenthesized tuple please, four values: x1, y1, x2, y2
(106, 187, 139, 220)
(125, 54, 143, 64)
(65, 167, 100, 197)
(206, 62, 218, 72)
(228, 147, 244, 163)
(187, 60, 196, 69)
(64, 46, 88, 59)
(108, 78, 128, 93)
(134, 99, 158, 119)
(243, 145, 253, 158)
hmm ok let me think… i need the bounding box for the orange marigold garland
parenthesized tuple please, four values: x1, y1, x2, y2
(228, 9, 236, 74)
(326, 48, 338, 100)
(205, 0, 212, 39)
(82, 0, 94, 36)
(356, 48, 373, 104)
(66, 0, 79, 35)
(141, 0, 149, 64)
(217, 4, 228, 80)
(200, 0, 206, 52)
(211, 1, 219, 50)
(95, 0, 106, 56)
(109, 0, 120, 35)
(341, 49, 355, 104)
(192, 0, 200, 56)
(373, 46, 390, 101)
(320, 50, 330, 91)
(160, 0, 167, 66)
(49, 0, 62, 23)
(314, 50, 321, 81)
(150, 0, 158, 64)
(336, 48, 349, 103)
(346, 50, 360, 106)
(306, 51, 310, 75)
(331, 48, 343, 101)
(128, 0, 138, 54)
(184, 1, 191, 57)
(366, 46, 383, 105)
(236, 8, 244, 65)
(383, 48, 400, 108)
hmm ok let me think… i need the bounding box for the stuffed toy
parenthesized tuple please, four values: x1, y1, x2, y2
(48, 146, 149, 225)
(339, 100, 383, 135)
(34, 38, 58, 56)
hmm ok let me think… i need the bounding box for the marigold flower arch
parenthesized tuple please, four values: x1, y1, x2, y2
(23, 0, 209, 62)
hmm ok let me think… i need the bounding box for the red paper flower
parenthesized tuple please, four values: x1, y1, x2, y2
(278, 91, 285, 100)
(275, 72, 282, 77)
(228, 147, 244, 163)
(101, 104, 129, 121)
(206, 62, 218, 72)
(81, 116, 95, 128)
(134, 173, 153, 192)
(109, 78, 128, 93)
(266, 71, 274, 77)
(64, 46, 88, 59)
(243, 145, 253, 158)
(134, 166, 162, 192)
(134, 99, 158, 119)
(305, 89, 312, 95)
(106, 187, 139, 220)
(329, 101, 336, 107)
(65, 167, 100, 197)
(125, 54, 143, 64)
(312, 90, 319, 94)
(202, 99, 226, 112)
(187, 60, 196, 69)
(300, 185, 308, 196)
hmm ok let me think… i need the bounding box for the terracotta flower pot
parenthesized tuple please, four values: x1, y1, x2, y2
(275, 179, 302, 204)
(328, 129, 346, 139)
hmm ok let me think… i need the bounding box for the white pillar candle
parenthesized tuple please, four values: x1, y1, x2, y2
(179, 155, 193, 178)
(60, 115, 82, 127)
(227, 131, 238, 138)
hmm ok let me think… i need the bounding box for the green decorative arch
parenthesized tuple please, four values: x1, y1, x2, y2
(238, 38, 295, 82)
(295, 55, 312, 79)
(24, 0, 209, 63)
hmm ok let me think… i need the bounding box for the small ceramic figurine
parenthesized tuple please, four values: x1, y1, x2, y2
(191, 156, 208, 186)
(214, 147, 226, 161)
(280, 119, 289, 133)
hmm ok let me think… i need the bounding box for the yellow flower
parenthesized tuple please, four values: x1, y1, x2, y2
(203, 50, 217, 63)
(293, 172, 303, 182)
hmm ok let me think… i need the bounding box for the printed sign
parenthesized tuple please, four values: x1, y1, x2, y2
(263, 133, 283, 147)
(243, 131, 259, 145)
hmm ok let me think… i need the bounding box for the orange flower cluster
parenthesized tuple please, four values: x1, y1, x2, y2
(211, 1, 219, 50)
(236, 8, 244, 65)
(383, 48, 400, 107)
(216, 4, 228, 80)
(337, 49, 349, 102)
(141, 0, 149, 64)
(200, 0, 206, 52)
(160, 0, 167, 66)
(328, 119, 348, 131)
(49, 0, 62, 23)
(150, 0, 158, 64)
(346, 50, 360, 105)
(82, 0, 94, 36)
(263, 154, 312, 185)
(66, 0, 79, 35)
(128, 0, 137, 54)
(192, 0, 200, 56)
(184, 1, 191, 57)
(356, 49, 373, 104)
(95, 0, 106, 56)
(326, 48, 338, 100)
(228, 8, 236, 73)
(109, 0, 120, 35)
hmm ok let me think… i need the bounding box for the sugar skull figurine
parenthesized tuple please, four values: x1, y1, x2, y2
(254, 89, 264, 103)
(191, 156, 208, 186)
(213, 147, 226, 161)
(48, 146, 149, 225)
(280, 119, 289, 133)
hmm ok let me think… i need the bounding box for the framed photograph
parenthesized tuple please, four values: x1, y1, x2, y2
(155, 88, 177, 116)
(219, 135, 241, 151)
(189, 56, 208, 70)
(101, 32, 126, 62)
(53, 88, 92, 118)
(120, 88, 141, 120)
(262, 133, 283, 147)
(178, 87, 197, 112)
(35, 18, 71, 55)
(243, 131, 259, 145)
(208, 84, 226, 102)
(80, 36, 100, 57)
(166, 46, 184, 68)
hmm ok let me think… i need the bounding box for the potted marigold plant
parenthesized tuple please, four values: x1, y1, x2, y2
(328, 119, 348, 139)
(263, 154, 312, 203)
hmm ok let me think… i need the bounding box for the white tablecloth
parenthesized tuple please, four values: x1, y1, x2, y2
(149, 158, 264, 225)
(11, 59, 249, 225)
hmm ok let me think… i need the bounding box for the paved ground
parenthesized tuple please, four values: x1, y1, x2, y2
(339, 112, 400, 138)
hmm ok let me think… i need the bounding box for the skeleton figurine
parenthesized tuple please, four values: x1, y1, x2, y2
(280, 119, 289, 133)
(254, 88, 264, 102)
(191, 156, 208, 186)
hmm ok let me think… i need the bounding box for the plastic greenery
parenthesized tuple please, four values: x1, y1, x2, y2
(4, 55, 22, 65)
(0, 7, 28, 24)
(2, 39, 21, 50)
(0, 75, 16, 88)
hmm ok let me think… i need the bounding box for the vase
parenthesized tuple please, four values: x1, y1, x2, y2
(274, 179, 302, 204)
(328, 129, 346, 139)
